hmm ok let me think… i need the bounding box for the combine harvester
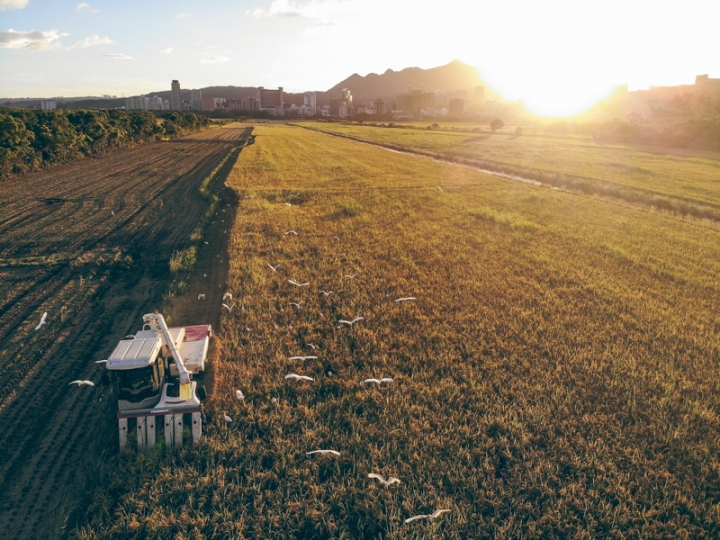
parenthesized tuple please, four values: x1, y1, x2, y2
(105, 313, 211, 450)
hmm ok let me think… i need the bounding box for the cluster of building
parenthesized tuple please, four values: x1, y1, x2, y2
(126, 95, 170, 111)
(123, 80, 518, 118)
(320, 85, 502, 119)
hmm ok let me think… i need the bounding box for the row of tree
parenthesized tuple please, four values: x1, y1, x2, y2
(0, 109, 210, 177)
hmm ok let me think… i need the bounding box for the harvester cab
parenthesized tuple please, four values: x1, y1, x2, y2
(105, 313, 211, 450)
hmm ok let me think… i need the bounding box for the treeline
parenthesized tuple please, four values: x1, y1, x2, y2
(0, 109, 210, 177)
(542, 115, 720, 149)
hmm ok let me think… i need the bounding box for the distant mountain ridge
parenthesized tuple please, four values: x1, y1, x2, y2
(322, 59, 494, 103)
(168, 60, 493, 105)
(3, 60, 494, 109)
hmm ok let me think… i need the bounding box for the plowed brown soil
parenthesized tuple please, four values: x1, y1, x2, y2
(0, 125, 252, 539)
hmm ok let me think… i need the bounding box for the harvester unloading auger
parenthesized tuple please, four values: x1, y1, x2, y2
(105, 313, 211, 450)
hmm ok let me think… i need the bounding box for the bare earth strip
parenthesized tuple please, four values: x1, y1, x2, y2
(0, 125, 252, 539)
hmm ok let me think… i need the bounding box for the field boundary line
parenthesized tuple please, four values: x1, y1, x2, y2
(291, 123, 720, 223)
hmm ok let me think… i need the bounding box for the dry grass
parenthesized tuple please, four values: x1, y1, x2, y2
(76, 124, 720, 539)
(300, 121, 720, 214)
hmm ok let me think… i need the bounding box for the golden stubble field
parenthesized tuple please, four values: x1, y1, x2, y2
(78, 124, 720, 539)
(300, 121, 720, 217)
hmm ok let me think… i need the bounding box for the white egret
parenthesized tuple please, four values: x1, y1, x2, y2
(223, 292, 233, 301)
(395, 297, 417, 302)
(285, 374, 314, 382)
(306, 449, 340, 457)
(198, 294, 206, 300)
(235, 390, 245, 401)
(285, 230, 298, 235)
(35, 312, 48, 331)
(68, 380, 95, 387)
(222, 303, 235, 312)
(268, 263, 280, 272)
(368, 473, 401, 488)
(339, 317, 364, 326)
(288, 356, 318, 361)
(288, 280, 309, 287)
(404, 509, 451, 524)
(362, 378, 394, 386)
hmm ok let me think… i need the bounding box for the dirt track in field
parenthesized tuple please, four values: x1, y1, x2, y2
(0, 125, 252, 539)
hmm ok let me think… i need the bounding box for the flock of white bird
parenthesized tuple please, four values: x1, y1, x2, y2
(217, 221, 451, 526)
(32, 312, 100, 387)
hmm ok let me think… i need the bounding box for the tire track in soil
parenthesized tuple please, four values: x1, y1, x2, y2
(0, 126, 253, 540)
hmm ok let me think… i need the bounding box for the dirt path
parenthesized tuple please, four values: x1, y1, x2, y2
(163, 155, 242, 333)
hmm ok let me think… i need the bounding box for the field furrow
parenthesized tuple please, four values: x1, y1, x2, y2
(0, 124, 253, 540)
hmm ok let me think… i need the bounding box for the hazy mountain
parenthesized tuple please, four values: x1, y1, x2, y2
(321, 59, 495, 104)
(4, 60, 492, 109)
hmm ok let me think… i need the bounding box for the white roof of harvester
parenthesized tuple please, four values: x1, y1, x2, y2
(107, 337, 161, 370)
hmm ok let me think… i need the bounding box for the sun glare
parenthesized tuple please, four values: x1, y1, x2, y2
(467, 63, 622, 118)
(516, 81, 620, 118)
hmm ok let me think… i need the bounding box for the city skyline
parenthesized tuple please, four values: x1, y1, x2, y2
(1, 0, 720, 116)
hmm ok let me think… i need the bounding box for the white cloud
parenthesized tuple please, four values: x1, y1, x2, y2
(0, 0, 28, 10)
(176, 13, 191, 19)
(76, 2, 90, 10)
(0, 29, 68, 50)
(202, 56, 230, 64)
(103, 53, 132, 60)
(68, 34, 114, 49)
(252, 0, 313, 18)
(303, 19, 336, 36)
(160, 47, 173, 55)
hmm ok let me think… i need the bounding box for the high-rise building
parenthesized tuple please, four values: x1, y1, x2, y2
(190, 89, 202, 110)
(303, 91, 316, 115)
(695, 74, 720, 95)
(449, 98, 465, 117)
(339, 88, 352, 116)
(148, 96, 164, 110)
(201, 98, 216, 111)
(400, 88, 436, 117)
(375, 98, 387, 116)
(328, 89, 352, 117)
(171, 80, 182, 111)
(40, 100, 56, 110)
(259, 86, 284, 115)
(126, 96, 146, 110)
(474, 86, 486, 109)
(240, 97, 260, 111)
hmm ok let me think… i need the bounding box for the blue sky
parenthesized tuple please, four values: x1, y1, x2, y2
(2, 0, 720, 115)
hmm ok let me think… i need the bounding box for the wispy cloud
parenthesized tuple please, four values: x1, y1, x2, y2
(0, 0, 29, 10)
(160, 47, 173, 55)
(103, 53, 132, 60)
(201, 55, 230, 64)
(76, 2, 90, 10)
(252, 0, 310, 18)
(0, 29, 68, 50)
(303, 19, 336, 36)
(68, 34, 114, 49)
(176, 13, 191, 19)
